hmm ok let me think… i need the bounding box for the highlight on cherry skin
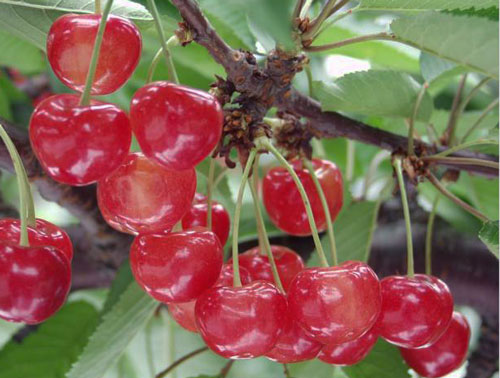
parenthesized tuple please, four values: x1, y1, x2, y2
(318, 328, 378, 366)
(47, 14, 142, 95)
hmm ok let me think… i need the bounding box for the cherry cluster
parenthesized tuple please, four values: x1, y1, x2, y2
(0, 11, 470, 378)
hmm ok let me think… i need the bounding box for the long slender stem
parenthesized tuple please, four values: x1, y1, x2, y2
(155, 347, 208, 378)
(305, 64, 314, 97)
(316, 5, 357, 38)
(393, 158, 414, 277)
(421, 156, 499, 170)
(408, 83, 428, 156)
(303, 0, 339, 41)
(79, 0, 114, 106)
(444, 74, 468, 145)
(303, 159, 338, 265)
(461, 98, 499, 143)
(146, 36, 180, 83)
(283, 363, 292, 378)
(425, 195, 440, 276)
(326, 0, 350, 18)
(346, 140, 355, 182)
(251, 154, 265, 252)
(299, 0, 313, 18)
(232, 149, 258, 287)
(147, 0, 179, 84)
(219, 360, 235, 378)
(456, 77, 492, 118)
(292, 0, 305, 20)
(431, 139, 498, 158)
(426, 172, 489, 222)
(206, 158, 215, 230)
(260, 139, 329, 267)
(304, 32, 395, 52)
(362, 150, 391, 199)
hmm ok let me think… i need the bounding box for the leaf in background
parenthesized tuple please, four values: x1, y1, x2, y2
(0, 86, 12, 121)
(479, 220, 499, 258)
(447, 6, 499, 21)
(0, 302, 99, 378)
(419, 52, 465, 84)
(391, 12, 499, 79)
(0, 0, 153, 50)
(313, 70, 433, 121)
(464, 175, 499, 221)
(0, 30, 44, 73)
(342, 339, 410, 378)
(359, 0, 497, 10)
(102, 262, 134, 314)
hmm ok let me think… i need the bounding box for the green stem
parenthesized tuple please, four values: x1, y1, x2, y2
(232, 149, 258, 287)
(283, 363, 292, 378)
(147, 0, 179, 84)
(408, 82, 428, 156)
(303, 158, 338, 266)
(155, 347, 208, 378)
(461, 98, 499, 143)
(219, 360, 235, 378)
(316, 5, 357, 38)
(304, 32, 395, 52)
(425, 195, 440, 276)
(393, 158, 414, 277)
(213, 166, 229, 188)
(146, 36, 180, 83)
(431, 139, 498, 158)
(292, 0, 305, 20)
(299, 0, 313, 18)
(421, 156, 499, 170)
(346, 140, 355, 182)
(263, 117, 286, 132)
(206, 158, 215, 230)
(79, 0, 114, 106)
(445, 74, 468, 145)
(260, 139, 329, 267)
(249, 156, 285, 292)
(305, 64, 314, 97)
(251, 154, 265, 252)
(456, 77, 492, 119)
(362, 150, 390, 199)
(303, 0, 338, 41)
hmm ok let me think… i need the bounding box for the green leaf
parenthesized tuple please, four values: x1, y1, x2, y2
(342, 339, 411, 378)
(391, 12, 499, 78)
(0, 0, 152, 50)
(102, 262, 134, 314)
(66, 282, 157, 378)
(0, 301, 99, 378)
(479, 220, 499, 257)
(359, 0, 498, 10)
(419, 52, 464, 83)
(447, 6, 499, 21)
(0, 30, 44, 73)
(0, 86, 12, 122)
(465, 175, 499, 221)
(313, 70, 433, 121)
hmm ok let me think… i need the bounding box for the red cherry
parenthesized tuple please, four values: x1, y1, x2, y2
(97, 153, 196, 235)
(231, 245, 304, 291)
(130, 228, 223, 303)
(47, 14, 141, 95)
(0, 218, 73, 261)
(287, 261, 381, 344)
(262, 159, 343, 236)
(195, 281, 287, 359)
(400, 312, 470, 378)
(168, 264, 252, 333)
(182, 193, 230, 245)
(130, 81, 223, 171)
(376, 274, 453, 349)
(318, 328, 378, 366)
(265, 311, 322, 363)
(0, 244, 71, 324)
(29, 94, 131, 186)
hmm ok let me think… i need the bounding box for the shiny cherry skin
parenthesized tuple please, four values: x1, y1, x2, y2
(287, 261, 381, 345)
(29, 94, 131, 186)
(0, 244, 71, 324)
(130, 228, 223, 303)
(182, 193, 230, 245)
(319, 328, 378, 366)
(265, 311, 322, 363)
(47, 14, 141, 95)
(0, 218, 73, 261)
(97, 153, 196, 235)
(130, 81, 223, 171)
(168, 264, 252, 333)
(376, 274, 453, 349)
(400, 312, 470, 378)
(232, 245, 304, 291)
(262, 159, 343, 236)
(195, 281, 287, 359)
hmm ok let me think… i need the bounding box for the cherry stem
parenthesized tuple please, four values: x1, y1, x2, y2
(304, 32, 396, 52)
(362, 150, 390, 199)
(444, 74, 468, 146)
(316, 6, 357, 38)
(232, 148, 258, 287)
(147, 0, 179, 84)
(249, 154, 285, 293)
(393, 157, 414, 277)
(425, 194, 440, 276)
(172, 221, 182, 232)
(460, 98, 499, 143)
(303, 0, 339, 41)
(260, 139, 329, 267)
(283, 363, 292, 378)
(0, 123, 36, 246)
(408, 82, 428, 156)
(155, 347, 208, 378)
(345, 140, 355, 181)
(431, 139, 498, 158)
(219, 360, 235, 378)
(292, 0, 305, 20)
(79, 0, 114, 106)
(251, 154, 266, 252)
(95, 0, 102, 14)
(303, 158, 338, 266)
(420, 156, 499, 170)
(206, 158, 215, 230)
(146, 35, 180, 84)
(299, 0, 313, 18)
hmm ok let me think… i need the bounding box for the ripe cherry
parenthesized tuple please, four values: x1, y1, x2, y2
(318, 328, 378, 366)
(168, 264, 252, 333)
(232, 245, 304, 291)
(0, 218, 73, 261)
(130, 228, 223, 303)
(400, 312, 470, 378)
(0, 244, 71, 324)
(182, 193, 230, 245)
(47, 14, 141, 95)
(376, 274, 453, 349)
(262, 159, 343, 236)
(195, 281, 287, 359)
(29, 94, 131, 186)
(130, 81, 223, 171)
(287, 261, 381, 345)
(97, 153, 196, 235)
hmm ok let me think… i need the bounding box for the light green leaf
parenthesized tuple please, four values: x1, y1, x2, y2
(0, 302, 99, 378)
(0, 30, 44, 73)
(313, 70, 433, 121)
(359, 0, 498, 10)
(0, 0, 153, 50)
(342, 339, 411, 378)
(479, 220, 499, 257)
(419, 52, 465, 83)
(391, 12, 499, 78)
(465, 175, 499, 221)
(66, 282, 157, 378)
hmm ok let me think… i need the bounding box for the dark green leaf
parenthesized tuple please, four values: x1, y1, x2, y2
(359, 0, 497, 10)
(447, 6, 499, 21)
(102, 261, 134, 314)
(479, 220, 499, 257)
